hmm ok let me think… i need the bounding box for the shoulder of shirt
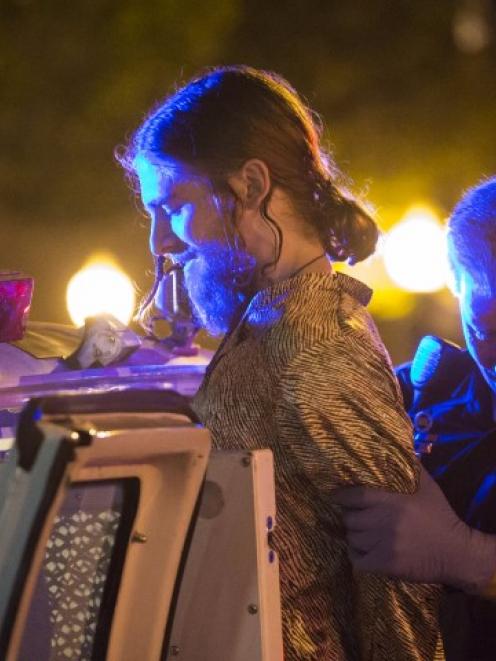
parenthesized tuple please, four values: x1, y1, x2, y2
(245, 271, 384, 369)
(264, 324, 393, 390)
(263, 272, 373, 337)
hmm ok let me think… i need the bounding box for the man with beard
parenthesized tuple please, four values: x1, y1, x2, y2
(120, 66, 443, 660)
(334, 177, 496, 660)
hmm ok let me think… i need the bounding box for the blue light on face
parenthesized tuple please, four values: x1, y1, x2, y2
(134, 154, 195, 257)
(170, 204, 193, 244)
(134, 154, 165, 210)
(458, 272, 496, 382)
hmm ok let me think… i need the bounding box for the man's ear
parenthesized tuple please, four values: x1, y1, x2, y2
(227, 159, 271, 211)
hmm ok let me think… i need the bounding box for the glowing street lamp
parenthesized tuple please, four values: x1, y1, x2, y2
(66, 259, 136, 327)
(383, 206, 449, 293)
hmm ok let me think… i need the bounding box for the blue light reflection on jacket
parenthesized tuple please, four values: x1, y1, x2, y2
(396, 339, 496, 660)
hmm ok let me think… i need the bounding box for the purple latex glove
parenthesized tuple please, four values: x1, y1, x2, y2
(332, 464, 496, 596)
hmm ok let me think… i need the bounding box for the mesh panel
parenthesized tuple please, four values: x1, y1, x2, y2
(20, 482, 132, 661)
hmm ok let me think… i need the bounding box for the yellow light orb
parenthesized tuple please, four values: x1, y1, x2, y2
(66, 261, 135, 327)
(383, 207, 449, 293)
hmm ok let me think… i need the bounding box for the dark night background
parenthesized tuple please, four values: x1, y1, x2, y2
(1, 0, 496, 362)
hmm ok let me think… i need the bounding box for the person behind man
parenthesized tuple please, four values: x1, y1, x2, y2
(334, 177, 496, 659)
(119, 66, 443, 659)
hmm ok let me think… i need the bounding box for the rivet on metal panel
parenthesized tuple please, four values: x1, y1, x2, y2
(131, 531, 148, 544)
(268, 550, 275, 564)
(248, 603, 258, 615)
(241, 455, 251, 467)
(170, 645, 180, 656)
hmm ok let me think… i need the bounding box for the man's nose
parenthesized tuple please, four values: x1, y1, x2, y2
(149, 209, 187, 257)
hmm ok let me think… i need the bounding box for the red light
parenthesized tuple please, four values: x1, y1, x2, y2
(0, 272, 34, 342)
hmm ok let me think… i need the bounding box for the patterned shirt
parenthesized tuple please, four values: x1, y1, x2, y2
(193, 271, 443, 660)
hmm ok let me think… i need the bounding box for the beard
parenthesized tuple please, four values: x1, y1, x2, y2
(181, 244, 256, 337)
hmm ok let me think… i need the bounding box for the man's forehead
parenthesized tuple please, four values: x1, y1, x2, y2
(460, 272, 496, 323)
(134, 154, 183, 205)
(460, 266, 496, 298)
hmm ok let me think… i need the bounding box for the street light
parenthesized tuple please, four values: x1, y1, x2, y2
(66, 259, 136, 327)
(383, 206, 449, 293)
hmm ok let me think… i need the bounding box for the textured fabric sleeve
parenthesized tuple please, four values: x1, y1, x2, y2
(276, 337, 443, 660)
(276, 336, 418, 493)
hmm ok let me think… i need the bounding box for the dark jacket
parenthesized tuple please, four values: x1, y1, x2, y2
(396, 336, 496, 661)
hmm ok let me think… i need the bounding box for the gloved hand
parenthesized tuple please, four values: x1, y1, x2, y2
(332, 464, 496, 596)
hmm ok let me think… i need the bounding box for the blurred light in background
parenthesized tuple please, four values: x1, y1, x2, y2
(453, 0, 493, 53)
(66, 257, 135, 327)
(337, 239, 417, 319)
(383, 206, 449, 293)
(368, 285, 416, 319)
